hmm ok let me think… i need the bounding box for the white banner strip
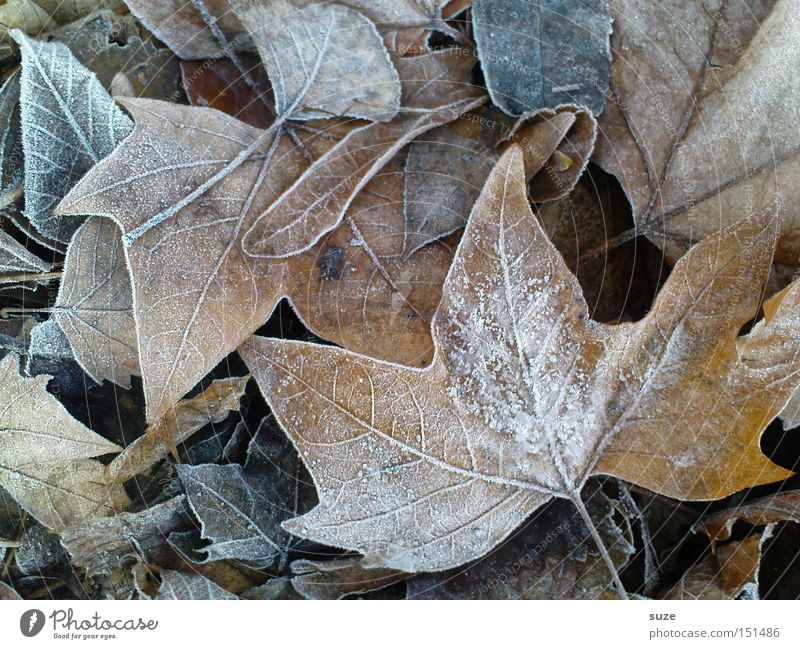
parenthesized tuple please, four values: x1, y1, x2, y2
(1, 600, 798, 648)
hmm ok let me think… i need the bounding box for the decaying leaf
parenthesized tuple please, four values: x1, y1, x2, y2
(61, 495, 193, 577)
(106, 376, 249, 484)
(57, 49, 484, 423)
(0, 71, 22, 208)
(53, 11, 181, 101)
(241, 146, 800, 575)
(0, 1, 54, 47)
(236, 0, 401, 122)
(472, 0, 612, 115)
(0, 581, 21, 599)
(154, 568, 237, 600)
(403, 104, 597, 256)
(53, 216, 138, 388)
(594, 0, 800, 263)
(12, 30, 132, 242)
(124, 0, 248, 60)
(27, 318, 72, 362)
(34, 0, 124, 25)
(292, 557, 406, 600)
(697, 491, 800, 545)
(0, 353, 129, 530)
(406, 489, 633, 599)
(0, 229, 51, 275)
(177, 416, 315, 566)
(661, 533, 768, 600)
(180, 55, 273, 128)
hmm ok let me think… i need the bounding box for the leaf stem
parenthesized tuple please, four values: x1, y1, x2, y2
(571, 493, 629, 599)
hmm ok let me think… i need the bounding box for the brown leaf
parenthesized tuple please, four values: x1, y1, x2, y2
(595, 0, 800, 263)
(124, 0, 247, 60)
(54, 216, 139, 389)
(0, 581, 21, 599)
(242, 50, 483, 258)
(660, 533, 767, 600)
(241, 146, 800, 573)
(180, 55, 273, 128)
(291, 557, 407, 600)
(402, 104, 596, 257)
(235, 0, 401, 122)
(57, 49, 483, 423)
(61, 495, 193, 577)
(105, 376, 249, 484)
(696, 492, 800, 544)
(0, 353, 129, 530)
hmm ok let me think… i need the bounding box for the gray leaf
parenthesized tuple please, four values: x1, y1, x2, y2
(12, 30, 133, 241)
(0, 70, 22, 208)
(155, 569, 237, 600)
(177, 418, 315, 566)
(473, 0, 612, 115)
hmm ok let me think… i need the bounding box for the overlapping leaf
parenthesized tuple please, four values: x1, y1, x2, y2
(241, 146, 800, 573)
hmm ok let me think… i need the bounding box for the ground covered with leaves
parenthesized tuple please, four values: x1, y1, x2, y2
(0, 0, 799, 601)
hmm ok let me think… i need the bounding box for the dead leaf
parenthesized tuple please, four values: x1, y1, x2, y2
(0, 353, 129, 529)
(180, 55, 273, 128)
(12, 30, 133, 242)
(123, 0, 247, 60)
(241, 146, 800, 575)
(53, 216, 139, 389)
(61, 495, 193, 577)
(0, 229, 52, 275)
(176, 416, 315, 566)
(0, 581, 21, 599)
(0, 70, 22, 209)
(235, 0, 401, 122)
(697, 491, 800, 545)
(594, 0, 800, 263)
(472, 0, 612, 115)
(241, 50, 483, 258)
(661, 533, 767, 600)
(403, 104, 597, 256)
(406, 489, 632, 599)
(57, 49, 484, 423)
(106, 376, 249, 484)
(292, 557, 406, 600)
(0, 1, 55, 47)
(154, 568, 237, 600)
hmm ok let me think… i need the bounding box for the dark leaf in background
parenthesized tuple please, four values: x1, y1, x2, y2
(472, 0, 612, 115)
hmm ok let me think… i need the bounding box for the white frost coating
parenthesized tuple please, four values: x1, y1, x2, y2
(236, 0, 401, 122)
(11, 30, 132, 242)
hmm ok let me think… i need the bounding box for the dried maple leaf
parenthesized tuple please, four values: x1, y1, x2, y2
(0, 353, 129, 530)
(240, 146, 800, 584)
(153, 569, 237, 600)
(57, 49, 484, 423)
(594, 0, 800, 263)
(53, 216, 139, 389)
(406, 488, 633, 599)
